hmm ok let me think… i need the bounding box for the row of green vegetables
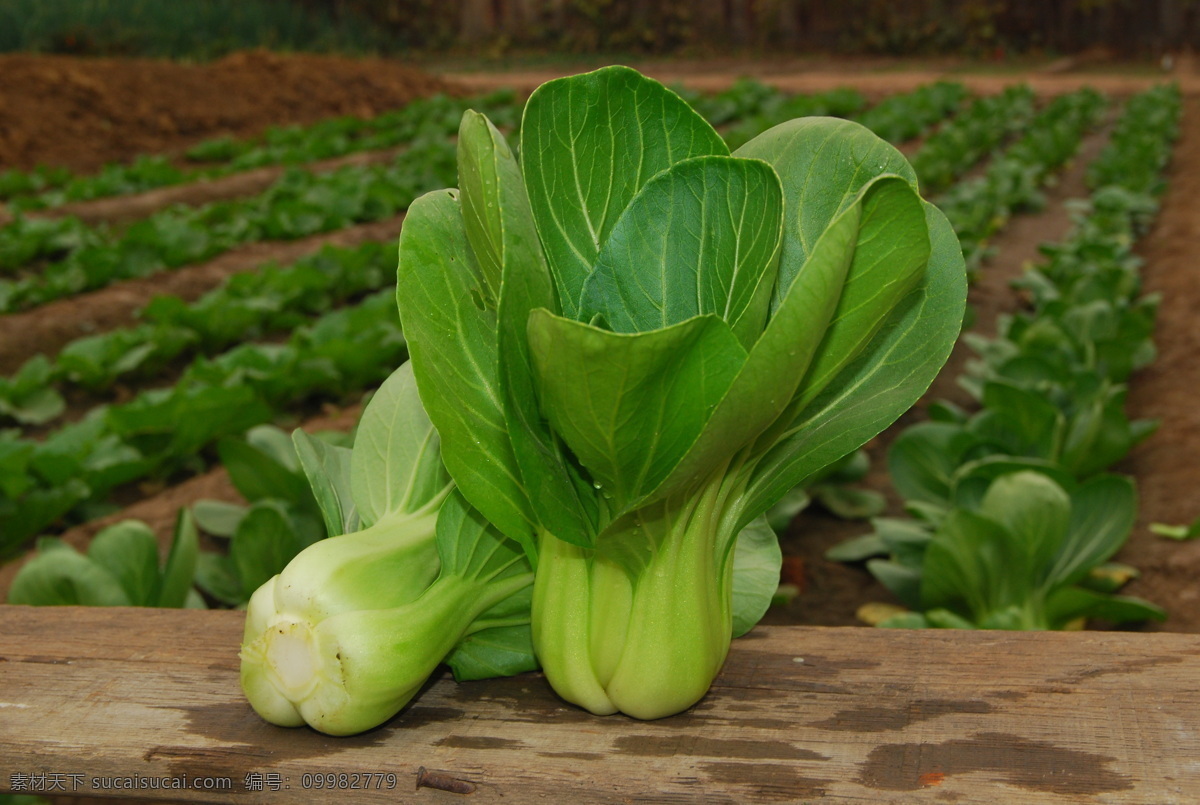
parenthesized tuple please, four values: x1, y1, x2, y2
(0, 89, 523, 302)
(0, 243, 395, 425)
(690, 79, 964, 152)
(0, 139, 456, 312)
(6, 423, 337, 608)
(0, 82, 1045, 560)
(910, 85, 1034, 193)
(0, 83, 1012, 429)
(829, 84, 1181, 630)
(0, 82, 957, 315)
(935, 87, 1107, 274)
(4, 83, 1053, 609)
(0, 285, 406, 556)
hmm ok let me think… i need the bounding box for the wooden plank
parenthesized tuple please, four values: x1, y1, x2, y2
(1, 606, 1198, 803)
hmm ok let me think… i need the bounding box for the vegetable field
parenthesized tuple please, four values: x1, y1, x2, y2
(2, 51, 1200, 801)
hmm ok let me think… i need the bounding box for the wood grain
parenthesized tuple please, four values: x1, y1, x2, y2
(1, 606, 1198, 803)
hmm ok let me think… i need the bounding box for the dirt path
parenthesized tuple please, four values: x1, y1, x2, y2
(932, 120, 1116, 405)
(1117, 96, 1200, 632)
(0, 214, 405, 374)
(440, 63, 1182, 99)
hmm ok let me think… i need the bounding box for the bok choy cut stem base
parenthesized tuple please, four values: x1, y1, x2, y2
(239, 488, 536, 736)
(241, 567, 531, 736)
(238, 511, 442, 734)
(239, 361, 539, 736)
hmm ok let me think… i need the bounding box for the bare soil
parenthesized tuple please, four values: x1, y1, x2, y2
(439, 59, 1186, 99)
(1117, 94, 1200, 631)
(0, 51, 454, 173)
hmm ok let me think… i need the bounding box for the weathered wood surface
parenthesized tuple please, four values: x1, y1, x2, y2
(1, 606, 1198, 804)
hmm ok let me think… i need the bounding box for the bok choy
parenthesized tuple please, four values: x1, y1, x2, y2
(865, 470, 1166, 630)
(239, 363, 537, 735)
(395, 65, 966, 719)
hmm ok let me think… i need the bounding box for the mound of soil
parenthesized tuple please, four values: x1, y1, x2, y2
(0, 50, 457, 173)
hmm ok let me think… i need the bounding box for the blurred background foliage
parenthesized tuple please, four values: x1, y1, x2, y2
(0, 0, 1197, 59)
(0, 0, 389, 58)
